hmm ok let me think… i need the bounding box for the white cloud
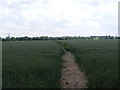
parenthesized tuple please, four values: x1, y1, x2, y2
(0, 0, 118, 37)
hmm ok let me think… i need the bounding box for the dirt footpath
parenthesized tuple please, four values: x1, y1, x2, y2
(61, 48, 88, 88)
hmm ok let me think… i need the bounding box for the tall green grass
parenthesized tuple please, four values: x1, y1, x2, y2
(2, 41, 63, 88)
(61, 39, 118, 88)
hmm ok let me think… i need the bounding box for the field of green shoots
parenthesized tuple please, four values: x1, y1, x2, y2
(61, 39, 118, 88)
(2, 41, 63, 88)
(2, 39, 118, 88)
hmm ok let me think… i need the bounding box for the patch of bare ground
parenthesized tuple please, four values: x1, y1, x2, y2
(61, 47, 88, 88)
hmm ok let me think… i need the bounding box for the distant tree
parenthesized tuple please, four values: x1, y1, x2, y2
(110, 36, 114, 39)
(2, 39, 6, 41)
(5, 37, 11, 41)
(41, 36, 45, 40)
(44, 36, 49, 40)
(116, 37, 120, 39)
(24, 36, 29, 40)
(11, 37, 16, 41)
(16, 37, 20, 41)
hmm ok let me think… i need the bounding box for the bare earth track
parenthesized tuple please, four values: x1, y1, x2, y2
(61, 47, 88, 88)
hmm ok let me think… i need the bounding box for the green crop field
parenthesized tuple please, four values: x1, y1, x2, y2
(2, 39, 119, 88)
(2, 41, 63, 88)
(61, 39, 118, 88)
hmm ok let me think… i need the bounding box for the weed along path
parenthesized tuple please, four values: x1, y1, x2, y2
(61, 47, 88, 88)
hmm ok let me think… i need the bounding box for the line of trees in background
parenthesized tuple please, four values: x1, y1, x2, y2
(1, 35, 120, 41)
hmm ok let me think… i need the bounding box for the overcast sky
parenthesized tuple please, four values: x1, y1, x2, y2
(0, 0, 118, 37)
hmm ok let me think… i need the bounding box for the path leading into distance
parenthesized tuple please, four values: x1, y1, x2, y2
(61, 47, 88, 88)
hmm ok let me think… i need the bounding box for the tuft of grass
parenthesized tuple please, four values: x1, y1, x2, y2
(3, 41, 63, 88)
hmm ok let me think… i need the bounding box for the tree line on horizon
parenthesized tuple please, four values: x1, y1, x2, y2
(1, 35, 120, 41)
